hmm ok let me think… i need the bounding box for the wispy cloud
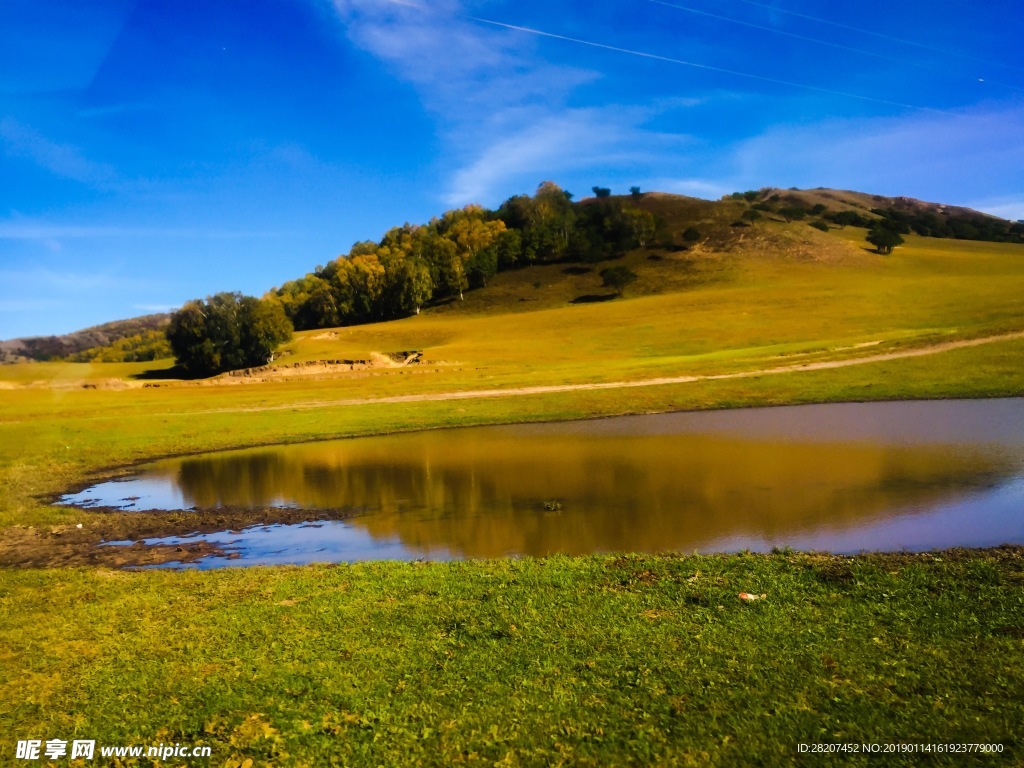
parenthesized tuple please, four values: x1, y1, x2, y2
(0, 265, 147, 293)
(640, 101, 1024, 205)
(330, 0, 592, 114)
(646, 177, 733, 199)
(445, 108, 691, 204)
(321, 3, 1024, 210)
(0, 221, 290, 240)
(0, 118, 118, 186)
(326, 0, 696, 204)
(742, 103, 1024, 199)
(966, 196, 1024, 221)
(0, 299, 65, 314)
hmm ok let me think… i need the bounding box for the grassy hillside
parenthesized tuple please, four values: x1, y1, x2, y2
(198, 226, 1024, 387)
(0, 313, 170, 363)
(4, 185, 1017, 370)
(5, 223, 1022, 392)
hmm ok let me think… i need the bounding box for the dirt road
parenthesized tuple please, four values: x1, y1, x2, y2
(197, 330, 1024, 415)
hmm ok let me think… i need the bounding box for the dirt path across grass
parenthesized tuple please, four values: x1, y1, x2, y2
(194, 330, 1024, 415)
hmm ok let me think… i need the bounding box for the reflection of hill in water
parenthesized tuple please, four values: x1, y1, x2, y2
(165, 430, 1017, 558)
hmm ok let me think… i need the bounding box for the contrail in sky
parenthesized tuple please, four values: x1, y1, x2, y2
(649, 0, 1024, 94)
(469, 16, 951, 114)
(728, 0, 1024, 74)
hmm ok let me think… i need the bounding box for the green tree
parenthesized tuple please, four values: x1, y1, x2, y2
(599, 265, 638, 297)
(592, 186, 611, 199)
(495, 228, 523, 269)
(622, 207, 656, 247)
(423, 233, 466, 300)
(386, 258, 434, 315)
(828, 210, 866, 229)
(630, 186, 643, 200)
(166, 301, 217, 374)
(682, 227, 701, 243)
(866, 226, 904, 254)
(166, 293, 292, 376)
(237, 297, 292, 366)
(301, 281, 340, 328)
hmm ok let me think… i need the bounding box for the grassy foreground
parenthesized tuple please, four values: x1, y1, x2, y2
(2, 550, 1022, 766)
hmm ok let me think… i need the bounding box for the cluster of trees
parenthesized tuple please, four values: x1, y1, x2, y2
(67, 330, 171, 363)
(266, 182, 658, 332)
(870, 206, 1023, 243)
(163, 183, 660, 374)
(824, 210, 873, 228)
(731, 191, 834, 230)
(1, 314, 171, 363)
(163, 183, 1024, 375)
(167, 293, 292, 376)
(733, 188, 1024, 244)
(734, 190, 906, 253)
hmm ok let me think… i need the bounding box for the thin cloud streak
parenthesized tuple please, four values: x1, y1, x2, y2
(0, 266, 149, 293)
(966, 197, 1024, 221)
(0, 223, 291, 240)
(729, 0, 1024, 74)
(327, 0, 611, 202)
(445, 108, 692, 204)
(325, 1, 968, 206)
(648, 0, 1024, 95)
(469, 17, 950, 114)
(724, 102, 1024, 203)
(0, 118, 117, 186)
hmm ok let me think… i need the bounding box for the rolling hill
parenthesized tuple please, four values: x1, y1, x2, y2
(3, 186, 1020, 369)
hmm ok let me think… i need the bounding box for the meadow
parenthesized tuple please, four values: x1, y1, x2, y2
(1, 224, 1023, 764)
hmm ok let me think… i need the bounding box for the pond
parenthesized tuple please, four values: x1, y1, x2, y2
(60, 399, 1024, 568)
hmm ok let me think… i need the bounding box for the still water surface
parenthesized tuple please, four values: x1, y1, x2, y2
(61, 399, 1024, 567)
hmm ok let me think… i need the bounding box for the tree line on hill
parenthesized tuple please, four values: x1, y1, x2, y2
(164, 182, 658, 375)
(266, 182, 657, 332)
(733, 189, 1024, 244)
(155, 183, 1021, 375)
(0, 314, 170, 363)
(66, 330, 171, 363)
(10, 183, 1018, 370)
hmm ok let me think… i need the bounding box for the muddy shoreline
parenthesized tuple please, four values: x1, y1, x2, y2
(0, 505, 354, 569)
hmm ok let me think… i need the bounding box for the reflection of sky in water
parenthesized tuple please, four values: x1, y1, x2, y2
(704, 477, 1024, 555)
(108, 520, 455, 570)
(62, 477, 192, 511)
(540, 398, 1024, 448)
(61, 476, 304, 511)
(64, 399, 1024, 567)
(110, 477, 1024, 569)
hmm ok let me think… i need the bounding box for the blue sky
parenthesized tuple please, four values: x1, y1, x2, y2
(2, 0, 1023, 337)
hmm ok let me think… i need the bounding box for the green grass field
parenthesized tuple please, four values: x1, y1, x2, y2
(1, 224, 1023, 764)
(2, 550, 1022, 767)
